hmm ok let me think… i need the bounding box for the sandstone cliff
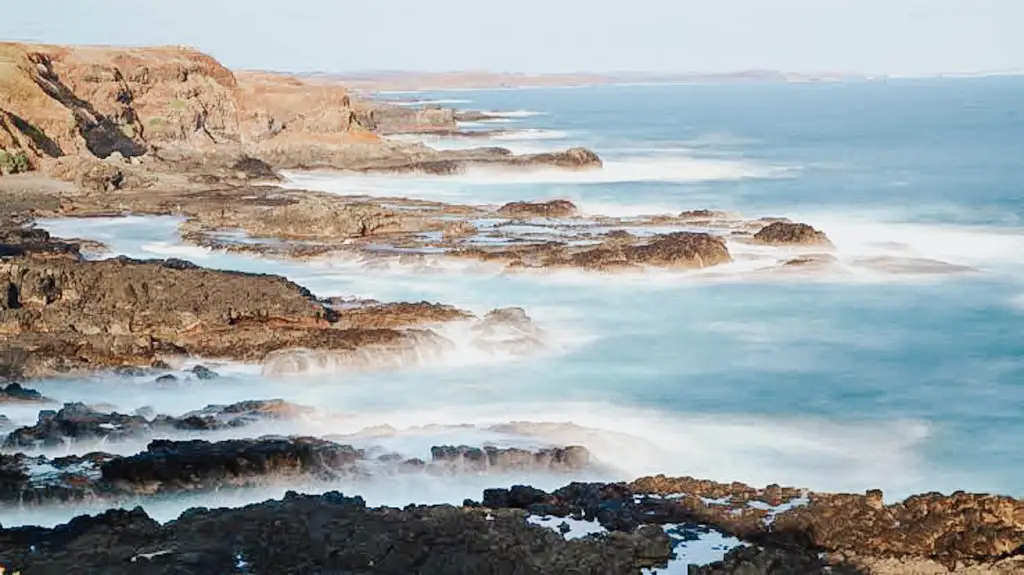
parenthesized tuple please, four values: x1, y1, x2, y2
(0, 43, 424, 171)
(0, 42, 597, 178)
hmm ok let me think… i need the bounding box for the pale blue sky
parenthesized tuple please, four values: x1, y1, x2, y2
(2, 0, 1020, 74)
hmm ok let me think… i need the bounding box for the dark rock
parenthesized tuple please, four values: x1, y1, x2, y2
(154, 374, 178, 383)
(99, 437, 364, 492)
(0, 491, 670, 574)
(113, 365, 148, 377)
(679, 209, 729, 220)
(689, 544, 859, 574)
(429, 445, 589, 473)
(230, 156, 281, 181)
(0, 382, 52, 404)
(187, 365, 219, 380)
(171, 399, 312, 430)
(3, 402, 150, 449)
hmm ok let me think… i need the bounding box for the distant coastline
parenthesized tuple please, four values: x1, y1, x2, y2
(286, 70, 871, 92)
(277, 69, 1024, 93)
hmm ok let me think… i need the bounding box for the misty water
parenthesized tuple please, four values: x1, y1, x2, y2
(6, 77, 1024, 527)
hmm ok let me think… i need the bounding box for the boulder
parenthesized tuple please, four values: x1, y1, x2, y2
(497, 199, 578, 219)
(753, 222, 833, 247)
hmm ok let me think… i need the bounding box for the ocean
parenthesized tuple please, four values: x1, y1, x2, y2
(9, 77, 1024, 527)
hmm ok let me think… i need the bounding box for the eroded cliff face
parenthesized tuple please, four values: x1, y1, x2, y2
(0, 42, 392, 171)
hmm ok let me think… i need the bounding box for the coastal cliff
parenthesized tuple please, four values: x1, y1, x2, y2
(0, 42, 601, 176)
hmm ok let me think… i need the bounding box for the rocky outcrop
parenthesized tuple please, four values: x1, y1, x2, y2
(0, 42, 606, 183)
(4, 476, 1020, 573)
(456, 231, 733, 271)
(0, 492, 673, 574)
(0, 227, 473, 376)
(2, 399, 311, 448)
(497, 199, 578, 219)
(753, 222, 833, 247)
(0, 438, 592, 504)
(478, 476, 1024, 575)
(512, 147, 603, 169)
(0, 382, 52, 404)
(4, 402, 150, 449)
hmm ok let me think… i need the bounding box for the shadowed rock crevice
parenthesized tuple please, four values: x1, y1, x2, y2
(26, 52, 147, 159)
(0, 109, 63, 158)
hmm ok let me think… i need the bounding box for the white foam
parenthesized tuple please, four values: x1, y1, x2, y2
(281, 156, 787, 202)
(390, 98, 472, 107)
(1009, 294, 1024, 311)
(480, 110, 547, 118)
(785, 213, 1024, 275)
(645, 527, 745, 573)
(490, 129, 569, 141)
(139, 242, 213, 260)
(528, 515, 607, 540)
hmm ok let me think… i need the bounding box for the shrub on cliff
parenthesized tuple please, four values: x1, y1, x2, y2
(0, 149, 31, 175)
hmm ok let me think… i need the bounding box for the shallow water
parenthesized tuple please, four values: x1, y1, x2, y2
(9, 78, 1024, 527)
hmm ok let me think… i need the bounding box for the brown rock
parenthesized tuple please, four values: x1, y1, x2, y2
(0, 242, 470, 376)
(497, 199, 578, 219)
(753, 221, 833, 247)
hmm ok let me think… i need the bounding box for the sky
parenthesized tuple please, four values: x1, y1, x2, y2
(1, 0, 1021, 75)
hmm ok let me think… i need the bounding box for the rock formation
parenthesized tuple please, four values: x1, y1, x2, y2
(0, 224, 466, 376)
(753, 221, 833, 247)
(497, 199, 579, 219)
(0, 42, 603, 178)
(0, 438, 592, 504)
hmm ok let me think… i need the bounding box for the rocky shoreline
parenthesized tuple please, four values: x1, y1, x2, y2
(1, 475, 1021, 574)
(0, 41, 1019, 574)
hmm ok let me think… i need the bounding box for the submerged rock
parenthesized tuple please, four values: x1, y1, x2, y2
(187, 364, 220, 380)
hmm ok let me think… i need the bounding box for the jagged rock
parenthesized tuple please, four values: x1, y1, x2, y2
(691, 545, 853, 575)
(3, 402, 150, 448)
(100, 437, 364, 491)
(0, 241, 472, 377)
(172, 399, 312, 431)
(187, 365, 219, 380)
(0, 492, 673, 574)
(497, 199, 578, 219)
(679, 209, 730, 220)
(753, 222, 833, 247)
(0, 439, 594, 505)
(429, 445, 589, 473)
(0, 382, 52, 404)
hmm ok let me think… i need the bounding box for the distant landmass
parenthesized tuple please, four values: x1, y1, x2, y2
(281, 70, 880, 92)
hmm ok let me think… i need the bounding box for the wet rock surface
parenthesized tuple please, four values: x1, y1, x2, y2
(0, 492, 675, 574)
(2, 475, 1021, 573)
(0, 382, 53, 404)
(0, 222, 519, 377)
(2, 399, 313, 449)
(0, 437, 592, 504)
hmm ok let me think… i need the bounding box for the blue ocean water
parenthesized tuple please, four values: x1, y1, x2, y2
(16, 78, 1024, 525)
